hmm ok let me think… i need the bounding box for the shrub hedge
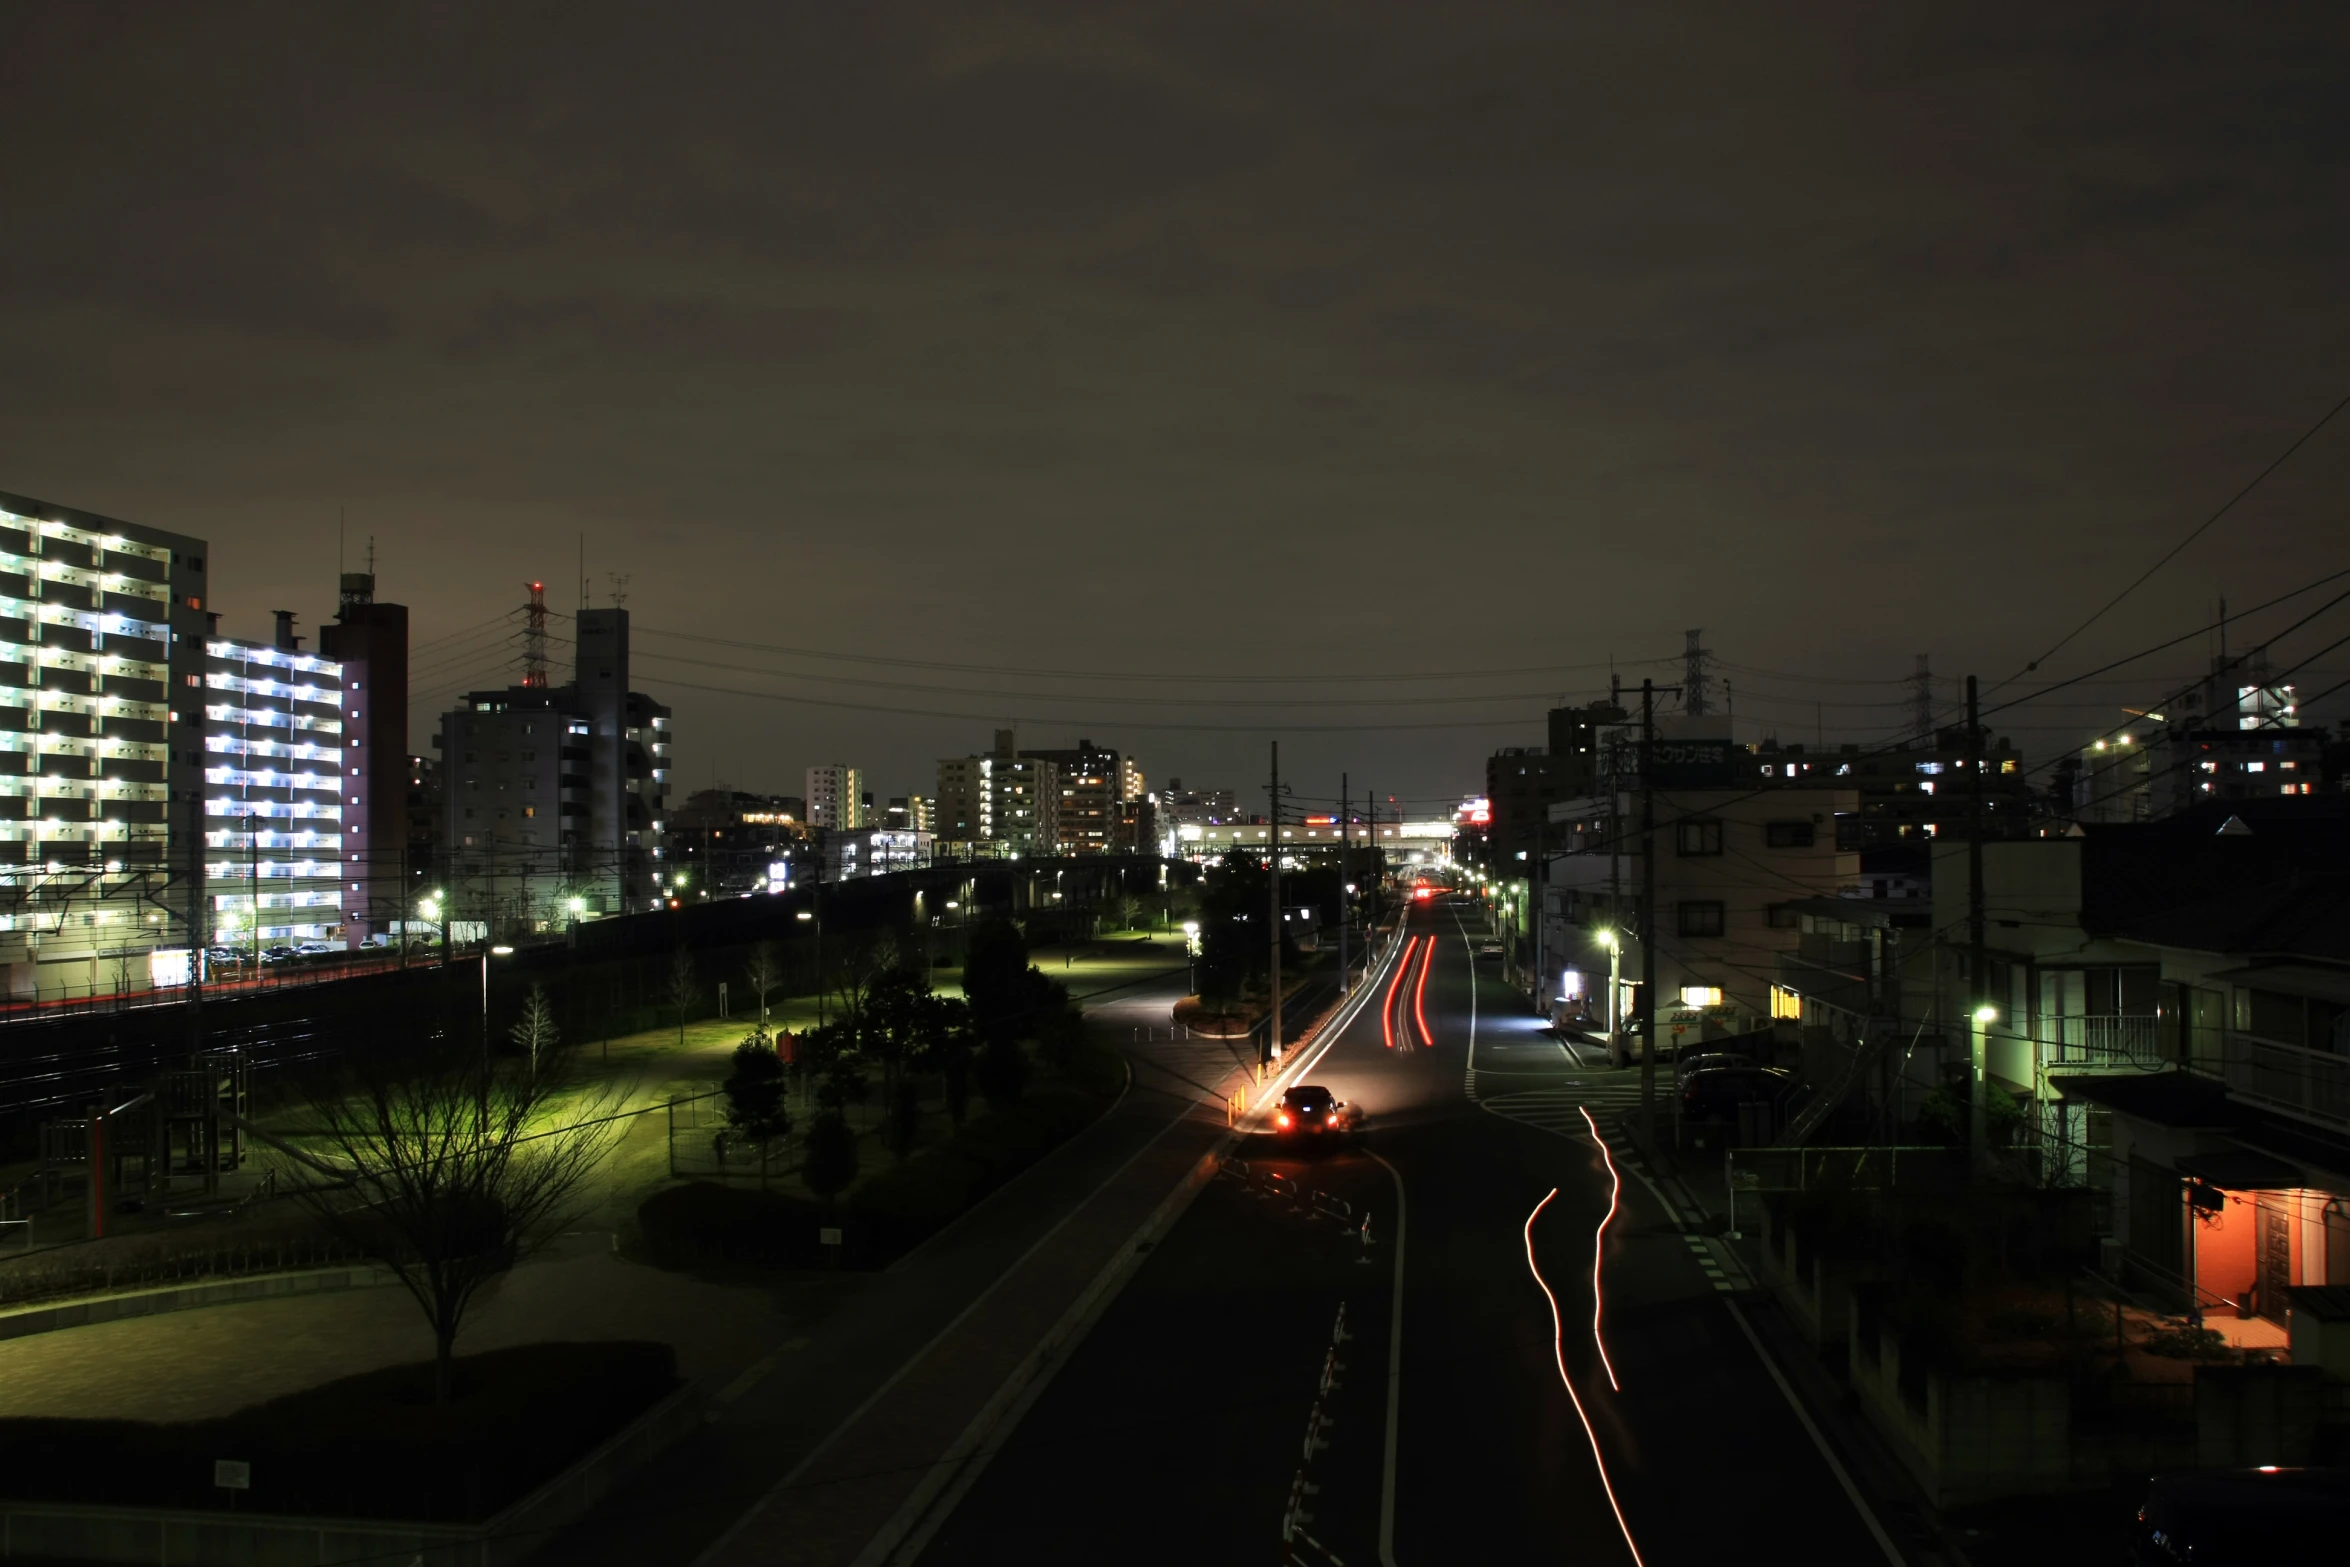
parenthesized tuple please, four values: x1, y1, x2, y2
(639, 1037, 1127, 1270)
(0, 1340, 678, 1522)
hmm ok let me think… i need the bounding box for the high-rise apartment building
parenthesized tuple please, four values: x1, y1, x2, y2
(1019, 738, 1127, 855)
(435, 606, 669, 932)
(937, 730, 1059, 855)
(201, 613, 348, 952)
(316, 572, 408, 943)
(886, 794, 933, 834)
(0, 490, 208, 1000)
(805, 764, 865, 831)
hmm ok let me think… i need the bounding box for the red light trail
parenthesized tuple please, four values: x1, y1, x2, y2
(1525, 1188, 1646, 1566)
(1382, 936, 1418, 1050)
(1410, 932, 1433, 1048)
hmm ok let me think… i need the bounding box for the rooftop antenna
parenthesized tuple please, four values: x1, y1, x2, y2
(608, 571, 631, 609)
(523, 581, 550, 689)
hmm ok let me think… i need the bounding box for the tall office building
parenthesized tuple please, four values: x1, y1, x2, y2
(805, 764, 865, 831)
(316, 571, 407, 943)
(201, 612, 348, 951)
(435, 606, 669, 931)
(0, 490, 208, 1001)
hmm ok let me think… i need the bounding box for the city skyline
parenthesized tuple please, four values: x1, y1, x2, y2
(6, 6, 2347, 804)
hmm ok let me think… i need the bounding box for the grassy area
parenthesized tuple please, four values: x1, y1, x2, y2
(0, 1341, 678, 1521)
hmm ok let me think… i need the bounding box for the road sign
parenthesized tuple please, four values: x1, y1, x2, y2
(213, 1460, 250, 1491)
(819, 1227, 843, 1247)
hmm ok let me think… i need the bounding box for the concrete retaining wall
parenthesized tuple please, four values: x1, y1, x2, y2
(0, 1379, 708, 1567)
(0, 1264, 400, 1343)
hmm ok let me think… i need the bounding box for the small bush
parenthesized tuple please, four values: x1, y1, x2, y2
(2143, 1324, 2231, 1361)
(638, 1181, 832, 1268)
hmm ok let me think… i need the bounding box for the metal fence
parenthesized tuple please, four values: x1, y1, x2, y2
(0, 1228, 364, 1311)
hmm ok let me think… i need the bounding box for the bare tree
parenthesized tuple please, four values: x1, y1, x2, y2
(824, 930, 899, 1023)
(743, 941, 783, 1024)
(666, 946, 698, 1048)
(275, 1035, 627, 1403)
(509, 982, 558, 1076)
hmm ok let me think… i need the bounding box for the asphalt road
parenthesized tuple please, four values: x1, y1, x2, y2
(916, 894, 1901, 1565)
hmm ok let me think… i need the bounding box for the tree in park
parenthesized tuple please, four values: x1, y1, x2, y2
(665, 946, 697, 1047)
(509, 983, 559, 1075)
(275, 1032, 626, 1404)
(960, 918, 1032, 1043)
(721, 1029, 791, 1187)
(801, 1111, 859, 1211)
(742, 941, 783, 1023)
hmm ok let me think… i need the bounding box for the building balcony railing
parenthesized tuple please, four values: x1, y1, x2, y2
(2036, 1014, 2167, 1071)
(2196, 1033, 2350, 1135)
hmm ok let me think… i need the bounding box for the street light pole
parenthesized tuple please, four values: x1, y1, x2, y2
(1266, 740, 1281, 1070)
(1639, 678, 1658, 1151)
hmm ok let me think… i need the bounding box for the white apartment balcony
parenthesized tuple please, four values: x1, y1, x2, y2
(2195, 1034, 2350, 1136)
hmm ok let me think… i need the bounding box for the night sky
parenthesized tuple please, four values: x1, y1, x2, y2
(6, 4, 2347, 811)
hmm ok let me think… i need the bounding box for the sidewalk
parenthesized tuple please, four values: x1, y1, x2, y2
(1619, 1117, 1974, 1567)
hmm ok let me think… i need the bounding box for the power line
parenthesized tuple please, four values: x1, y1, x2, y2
(1995, 388, 2350, 689)
(623, 622, 1678, 687)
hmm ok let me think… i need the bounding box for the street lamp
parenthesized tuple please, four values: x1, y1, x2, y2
(798, 905, 824, 1024)
(1971, 1004, 1998, 1171)
(1598, 927, 1622, 1039)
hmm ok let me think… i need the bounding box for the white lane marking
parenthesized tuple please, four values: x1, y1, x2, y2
(1523, 1188, 1648, 1567)
(1369, 1150, 1408, 1567)
(1722, 1297, 1906, 1565)
(1449, 907, 1480, 1085)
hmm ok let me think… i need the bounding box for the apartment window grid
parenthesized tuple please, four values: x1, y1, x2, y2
(1675, 818, 1724, 857)
(1677, 900, 1726, 938)
(203, 638, 346, 943)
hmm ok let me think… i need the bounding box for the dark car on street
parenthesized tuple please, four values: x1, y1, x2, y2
(1273, 1085, 1358, 1145)
(1680, 1065, 1795, 1123)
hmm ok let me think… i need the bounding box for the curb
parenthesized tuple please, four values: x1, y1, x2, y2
(0, 1263, 401, 1344)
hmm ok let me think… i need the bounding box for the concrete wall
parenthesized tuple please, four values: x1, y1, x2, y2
(0, 1379, 707, 1567)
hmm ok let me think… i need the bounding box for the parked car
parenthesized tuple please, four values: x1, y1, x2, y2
(1680, 1065, 1795, 1123)
(204, 947, 245, 969)
(260, 944, 296, 964)
(293, 941, 334, 957)
(1676, 1051, 1762, 1088)
(2132, 1467, 2350, 1562)
(1475, 942, 1503, 961)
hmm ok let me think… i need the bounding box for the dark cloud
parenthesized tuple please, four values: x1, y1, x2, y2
(1, 1, 2346, 802)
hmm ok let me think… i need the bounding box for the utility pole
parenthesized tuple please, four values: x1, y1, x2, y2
(1967, 674, 1989, 1174)
(186, 790, 205, 1052)
(1266, 740, 1281, 1070)
(1639, 679, 1658, 1150)
(1338, 772, 1349, 993)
